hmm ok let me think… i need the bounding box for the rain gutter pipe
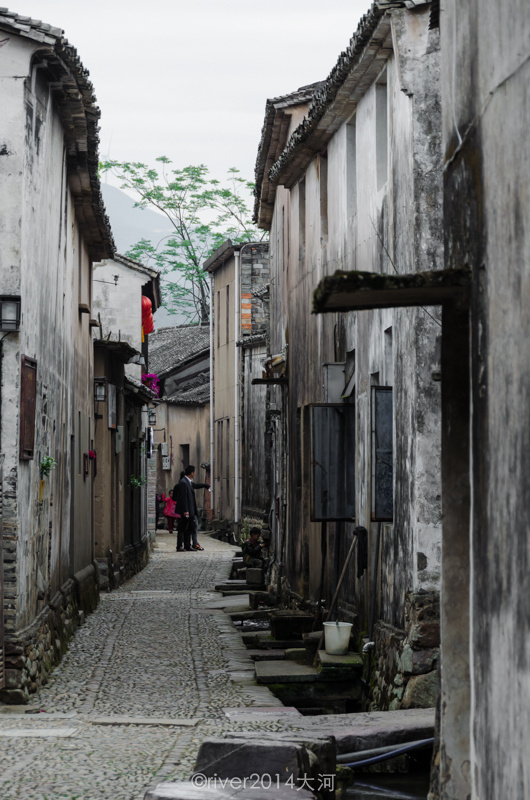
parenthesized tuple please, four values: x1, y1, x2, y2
(363, 520, 382, 697)
(209, 275, 214, 514)
(233, 248, 241, 526)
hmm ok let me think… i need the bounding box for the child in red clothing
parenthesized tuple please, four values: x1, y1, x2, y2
(162, 489, 179, 533)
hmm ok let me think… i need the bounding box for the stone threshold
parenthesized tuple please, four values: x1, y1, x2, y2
(0, 727, 78, 738)
(88, 715, 201, 727)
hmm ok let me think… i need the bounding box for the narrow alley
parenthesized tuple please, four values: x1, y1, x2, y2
(0, 534, 295, 800)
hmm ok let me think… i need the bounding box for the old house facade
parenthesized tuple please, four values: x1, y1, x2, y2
(204, 241, 270, 527)
(0, 12, 114, 700)
(148, 324, 211, 515)
(91, 255, 161, 589)
(307, 1, 530, 796)
(254, 1, 442, 708)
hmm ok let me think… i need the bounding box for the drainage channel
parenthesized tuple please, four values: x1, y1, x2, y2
(221, 566, 434, 796)
(340, 771, 431, 799)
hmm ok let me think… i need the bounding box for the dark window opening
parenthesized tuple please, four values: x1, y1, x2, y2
(371, 386, 393, 521)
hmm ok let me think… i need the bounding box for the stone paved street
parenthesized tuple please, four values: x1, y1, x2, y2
(0, 533, 295, 800)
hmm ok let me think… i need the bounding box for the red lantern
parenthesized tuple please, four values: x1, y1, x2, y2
(141, 296, 154, 335)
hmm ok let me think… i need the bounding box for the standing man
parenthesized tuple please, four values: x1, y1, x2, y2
(189, 479, 209, 550)
(173, 465, 197, 552)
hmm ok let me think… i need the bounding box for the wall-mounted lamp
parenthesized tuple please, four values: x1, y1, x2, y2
(94, 377, 108, 403)
(148, 409, 157, 426)
(0, 295, 21, 332)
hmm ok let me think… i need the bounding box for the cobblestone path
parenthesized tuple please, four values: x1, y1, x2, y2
(0, 533, 292, 800)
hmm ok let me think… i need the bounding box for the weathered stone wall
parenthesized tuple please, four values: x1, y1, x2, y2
(240, 243, 269, 336)
(1, 567, 99, 703)
(371, 590, 439, 712)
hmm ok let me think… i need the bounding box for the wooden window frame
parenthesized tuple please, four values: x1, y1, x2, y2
(20, 355, 37, 461)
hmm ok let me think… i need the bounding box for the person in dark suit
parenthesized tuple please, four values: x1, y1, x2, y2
(173, 465, 197, 551)
(174, 468, 210, 550)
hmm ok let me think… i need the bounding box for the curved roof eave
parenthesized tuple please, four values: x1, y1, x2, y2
(268, 3, 414, 190)
(0, 9, 115, 260)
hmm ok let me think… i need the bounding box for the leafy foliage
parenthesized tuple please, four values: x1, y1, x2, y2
(40, 455, 57, 479)
(100, 159, 266, 323)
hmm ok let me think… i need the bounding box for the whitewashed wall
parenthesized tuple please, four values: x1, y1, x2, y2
(0, 36, 97, 631)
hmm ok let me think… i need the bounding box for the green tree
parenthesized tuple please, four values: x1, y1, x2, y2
(100, 158, 266, 323)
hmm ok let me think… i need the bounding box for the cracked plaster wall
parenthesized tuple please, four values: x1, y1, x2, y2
(0, 35, 97, 693)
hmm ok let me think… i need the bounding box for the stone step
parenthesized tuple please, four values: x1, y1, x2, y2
(316, 649, 363, 676)
(255, 660, 328, 684)
(241, 632, 300, 649)
(246, 648, 285, 660)
(214, 580, 247, 591)
(203, 595, 251, 610)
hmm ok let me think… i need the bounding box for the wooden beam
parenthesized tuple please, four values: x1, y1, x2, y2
(312, 268, 471, 313)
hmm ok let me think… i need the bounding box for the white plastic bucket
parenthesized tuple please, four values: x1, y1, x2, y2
(323, 621, 352, 655)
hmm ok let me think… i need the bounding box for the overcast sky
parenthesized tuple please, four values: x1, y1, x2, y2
(23, 0, 371, 185)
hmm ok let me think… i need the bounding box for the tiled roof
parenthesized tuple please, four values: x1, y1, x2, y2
(266, 1, 429, 190)
(237, 333, 267, 349)
(0, 9, 114, 259)
(124, 374, 156, 403)
(166, 372, 210, 406)
(114, 253, 160, 281)
(148, 324, 210, 377)
(253, 83, 322, 228)
(0, 8, 63, 42)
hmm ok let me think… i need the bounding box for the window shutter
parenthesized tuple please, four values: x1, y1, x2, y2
(310, 403, 356, 521)
(20, 355, 37, 460)
(107, 384, 117, 430)
(372, 386, 393, 521)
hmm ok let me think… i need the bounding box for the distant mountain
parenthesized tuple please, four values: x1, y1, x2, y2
(101, 183, 186, 327)
(101, 183, 174, 253)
